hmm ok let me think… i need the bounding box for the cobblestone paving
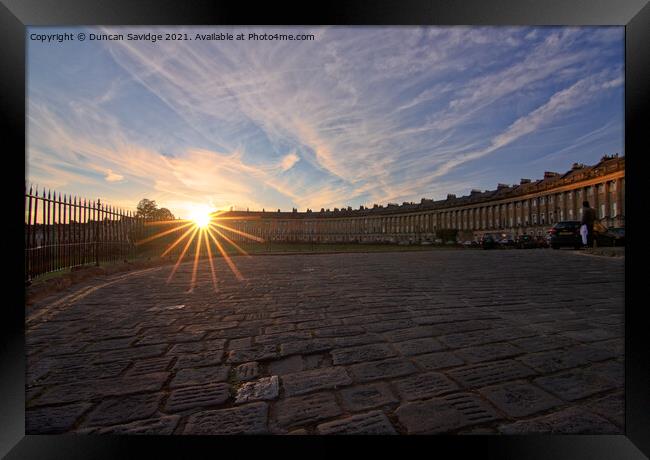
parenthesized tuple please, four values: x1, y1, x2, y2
(25, 250, 625, 434)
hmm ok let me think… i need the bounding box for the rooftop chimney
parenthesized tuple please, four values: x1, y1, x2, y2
(544, 172, 559, 179)
(520, 178, 531, 184)
(470, 189, 482, 195)
(446, 194, 456, 200)
(497, 183, 509, 190)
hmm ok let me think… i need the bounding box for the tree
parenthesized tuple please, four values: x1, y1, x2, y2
(136, 199, 158, 219)
(136, 199, 175, 221)
(152, 207, 174, 221)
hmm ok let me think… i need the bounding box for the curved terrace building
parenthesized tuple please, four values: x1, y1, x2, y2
(220, 155, 625, 244)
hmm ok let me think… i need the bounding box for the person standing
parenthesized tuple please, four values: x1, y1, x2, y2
(581, 201, 597, 248)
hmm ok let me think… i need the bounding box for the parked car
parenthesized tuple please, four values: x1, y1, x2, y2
(607, 227, 625, 246)
(497, 234, 516, 249)
(515, 234, 537, 249)
(549, 221, 623, 249)
(462, 240, 474, 248)
(481, 233, 498, 250)
(548, 221, 582, 249)
(592, 222, 625, 247)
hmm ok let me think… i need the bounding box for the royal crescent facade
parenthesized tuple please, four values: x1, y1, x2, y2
(219, 155, 625, 244)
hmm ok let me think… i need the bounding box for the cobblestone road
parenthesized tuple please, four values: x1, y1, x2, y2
(26, 249, 625, 434)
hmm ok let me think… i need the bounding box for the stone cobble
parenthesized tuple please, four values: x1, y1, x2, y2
(235, 376, 280, 403)
(25, 250, 624, 434)
(339, 382, 398, 411)
(165, 383, 231, 412)
(316, 410, 397, 435)
(184, 402, 269, 435)
(272, 392, 342, 430)
(281, 367, 352, 396)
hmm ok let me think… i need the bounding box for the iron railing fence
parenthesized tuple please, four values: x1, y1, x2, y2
(25, 185, 146, 282)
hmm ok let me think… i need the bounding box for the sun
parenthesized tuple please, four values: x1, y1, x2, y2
(135, 202, 265, 292)
(188, 204, 213, 229)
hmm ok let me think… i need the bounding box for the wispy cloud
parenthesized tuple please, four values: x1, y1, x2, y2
(280, 152, 300, 171)
(27, 26, 624, 215)
(104, 169, 124, 182)
(418, 69, 624, 182)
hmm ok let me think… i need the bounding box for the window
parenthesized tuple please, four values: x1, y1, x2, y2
(610, 181, 617, 192)
(600, 204, 605, 218)
(612, 202, 617, 216)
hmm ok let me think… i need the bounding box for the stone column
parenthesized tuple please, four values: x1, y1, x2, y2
(618, 178, 623, 225)
(614, 179, 622, 225)
(603, 182, 611, 226)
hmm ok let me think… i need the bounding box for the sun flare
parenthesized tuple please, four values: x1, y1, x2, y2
(136, 203, 264, 291)
(188, 204, 213, 229)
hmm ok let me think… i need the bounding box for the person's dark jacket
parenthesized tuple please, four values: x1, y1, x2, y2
(581, 207, 596, 227)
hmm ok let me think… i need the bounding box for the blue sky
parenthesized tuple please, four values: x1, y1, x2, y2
(27, 26, 624, 218)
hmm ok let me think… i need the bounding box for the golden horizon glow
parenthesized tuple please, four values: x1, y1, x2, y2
(136, 203, 263, 291)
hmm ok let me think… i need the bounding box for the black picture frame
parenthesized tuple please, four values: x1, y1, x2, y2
(1, 0, 648, 457)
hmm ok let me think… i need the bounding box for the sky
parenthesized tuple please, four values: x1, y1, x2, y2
(27, 26, 624, 219)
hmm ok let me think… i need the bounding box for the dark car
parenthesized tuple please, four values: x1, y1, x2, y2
(549, 221, 582, 249)
(549, 221, 617, 249)
(535, 236, 549, 248)
(592, 222, 625, 247)
(607, 227, 625, 246)
(481, 233, 498, 249)
(497, 234, 516, 249)
(515, 234, 536, 249)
